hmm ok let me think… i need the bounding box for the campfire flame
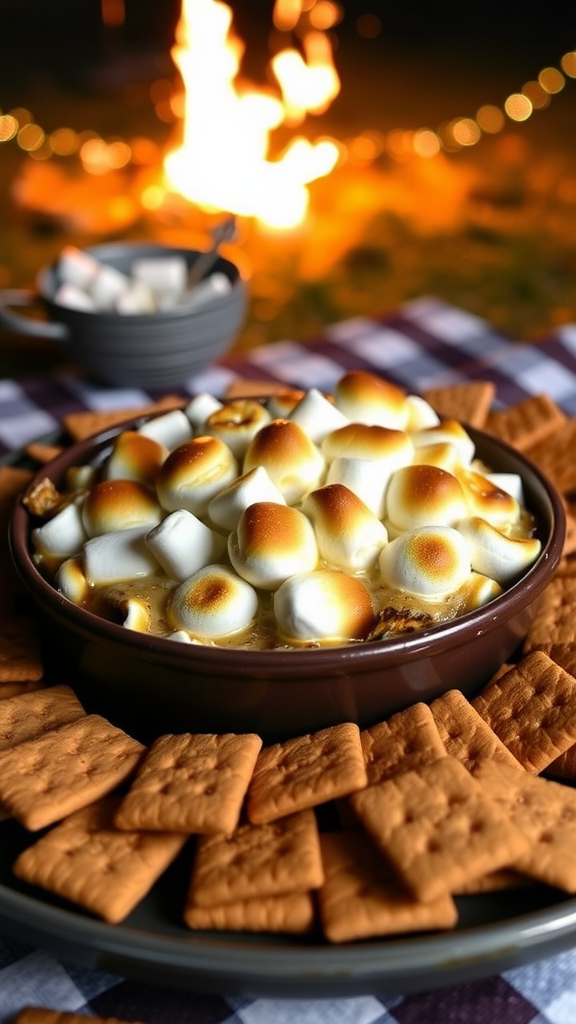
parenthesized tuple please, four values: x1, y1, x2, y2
(163, 0, 341, 229)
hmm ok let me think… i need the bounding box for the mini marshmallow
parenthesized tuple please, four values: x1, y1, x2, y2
(321, 423, 413, 466)
(325, 457, 389, 518)
(333, 370, 408, 429)
(243, 420, 325, 505)
(88, 263, 132, 311)
(266, 388, 305, 419)
(138, 409, 193, 451)
(156, 436, 238, 517)
(103, 430, 168, 486)
(486, 472, 525, 505)
(302, 483, 388, 572)
(204, 399, 271, 459)
(208, 465, 286, 532)
(184, 392, 224, 432)
(131, 255, 188, 308)
(411, 420, 475, 467)
(110, 595, 151, 632)
(179, 271, 232, 310)
(54, 283, 96, 312)
(165, 629, 198, 643)
(385, 464, 469, 533)
(115, 278, 156, 315)
(379, 526, 472, 599)
(57, 245, 100, 291)
(411, 442, 463, 474)
(456, 516, 542, 584)
(54, 556, 89, 604)
(273, 569, 375, 643)
(81, 479, 163, 537)
(32, 500, 88, 561)
(145, 508, 226, 582)
(228, 501, 318, 590)
(458, 571, 503, 613)
(83, 526, 160, 584)
(288, 388, 348, 444)
(66, 463, 98, 491)
(169, 564, 258, 639)
(405, 394, 441, 431)
(458, 469, 521, 527)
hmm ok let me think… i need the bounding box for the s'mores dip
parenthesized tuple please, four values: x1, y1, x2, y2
(28, 370, 543, 650)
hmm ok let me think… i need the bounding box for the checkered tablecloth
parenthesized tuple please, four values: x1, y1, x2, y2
(3, 296, 576, 1023)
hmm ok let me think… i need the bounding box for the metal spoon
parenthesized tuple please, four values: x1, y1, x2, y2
(188, 215, 237, 288)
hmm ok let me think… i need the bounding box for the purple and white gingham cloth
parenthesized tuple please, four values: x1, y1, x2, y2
(3, 296, 576, 1022)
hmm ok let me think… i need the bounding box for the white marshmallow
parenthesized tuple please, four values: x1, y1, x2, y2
(457, 469, 521, 527)
(66, 463, 98, 491)
(486, 472, 525, 505)
(405, 394, 441, 431)
(243, 420, 325, 505)
(184, 392, 224, 432)
(32, 501, 88, 561)
(204, 400, 271, 459)
(82, 479, 163, 537)
(89, 263, 132, 311)
(208, 465, 286, 532)
(54, 556, 89, 604)
(131, 255, 188, 307)
(57, 245, 100, 291)
(302, 484, 388, 572)
(103, 430, 168, 486)
(138, 409, 194, 451)
(288, 388, 349, 444)
(273, 569, 375, 643)
(145, 508, 226, 582)
(385, 465, 469, 533)
(411, 442, 463, 474)
(458, 571, 503, 612)
(179, 271, 232, 309)
(321, 423, 413, 467)
(228, 501, 318, 590)
(83, 526, 160, 584)
(118, 595, 151, 632)
(156, 436, 238, 517)
(333, 370, 408, 429)
(325, 457, 388, 518)
(54, 283, 96, 312)
(456, 516, 542, 584)
(165, 629, 197, 643)
(411, 420, 475, 467)
(115, 278, 156, 315)
(379, 526, 472, 599)
(169, 564, 258, 639)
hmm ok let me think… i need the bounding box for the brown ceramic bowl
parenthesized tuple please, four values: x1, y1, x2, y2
(9, 419, 565, 743)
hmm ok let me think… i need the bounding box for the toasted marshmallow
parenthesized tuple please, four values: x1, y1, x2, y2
(333, 370, 408, 429)
(379, 526, 471, 599)
(204, 400, 271, 459)
(156, 436, 238, 517)
(411, 442, 463, 474)
(456, 516, 541, 584)
(321, 423, 413, 466)
(82, 479, 163, 537)
(169, 564, 258, 639)
(302, 484, 388, 572)
(114, 595, 151, 632)
(274, 569, 375, 643)
(411, 420, 475, 467)
(243, 420, 325, 504)
(145, 508, 226, 582)
(385, 465, 469, 533)
(288, 388, 348, 444)
(486, 472, 525, 505)
(83, 526, 160, 584)
(55, 556, 89, 604)
(405, 394, 441, 431)
(266, 388, 305, 419)
(66, 463, 98, 491)
(103, 430, 168, 486)
(32, 500, 88, 560)
(458, 571, 503, 612)
(184, 392, 223, 432)
(229, 501, 318, 590)
(208, 465, 286, 531)
(458, 470, 521, 527)
(138, 409, 193, 451)
(325, 458, 388, 517)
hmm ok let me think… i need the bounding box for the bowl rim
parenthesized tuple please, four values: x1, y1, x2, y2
(9, 416, 566, 676)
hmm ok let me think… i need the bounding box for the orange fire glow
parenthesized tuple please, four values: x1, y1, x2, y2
(163, 0, 341, 229)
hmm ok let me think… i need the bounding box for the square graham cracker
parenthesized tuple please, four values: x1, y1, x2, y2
(429, 688, 522, 771)
(360, 701, 447, 785)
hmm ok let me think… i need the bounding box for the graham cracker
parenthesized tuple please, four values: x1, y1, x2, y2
(187, 807, 324, 907)
(523, 418, 576, 494)
(0, 714, 145, 830)
(0, 465, 35, 616)
(184, 890, 316, 934)
(23, 442, 65, 465)
(115, 731, 262, 835)
(15, 1010, 144, 1024)
(13, 795, 187, 924)
(317, 830, 457, 943)
(0, 616, 44, 683)
(523, 576, 576, 651)
(471, 650, 576, 773)
(0, 684, 85, 751)
(247, 722, 367, 825)
(429, 688, 522, 771)
(360, 702, 447, 784)
(485, 393, 567, 452)
(349, 755, 529, 903)
(62, 394, 185, 442)
(422, 380, 495, 428)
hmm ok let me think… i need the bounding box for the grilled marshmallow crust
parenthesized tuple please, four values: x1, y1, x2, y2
(378, 526, 472, 599)
(102, 430, 168, 486)
(169, 564, 258, 639)
(302, 483, 388, 572)
(274, 569, 375, 643)
(207, 465, 286, 532)
(155, 436, 239, 517)
(456, 515, 542, 585)
(333, 370, 408, 429)
(228, 501, 319, 590)
(243, 419, 325, 504)
(385, 464, 469, 535)
(81, 479, 163, 537)
(204, 399, 272, 459)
